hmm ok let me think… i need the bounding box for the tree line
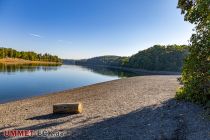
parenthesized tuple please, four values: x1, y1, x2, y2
(71, 44, 188, 72)
(0, 48, 62, 63)
(74, 55, 129, 68)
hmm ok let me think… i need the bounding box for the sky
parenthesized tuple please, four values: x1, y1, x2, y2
(0, 0, 194, 59)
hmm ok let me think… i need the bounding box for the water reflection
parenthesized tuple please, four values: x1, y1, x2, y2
(0, 64, 141, 103)
(0, 64, 139, 77)
(0, 63, 61, 73)
(80, 65, 139, 77)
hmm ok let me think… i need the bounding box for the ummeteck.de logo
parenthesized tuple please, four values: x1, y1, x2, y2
(3, 130, 65, 138)
(3, 130, 33, 137)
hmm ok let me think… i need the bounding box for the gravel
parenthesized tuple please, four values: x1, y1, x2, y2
(0, 75, 209, 140)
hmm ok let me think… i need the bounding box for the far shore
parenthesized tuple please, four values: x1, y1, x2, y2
(0, 58, 62, 65)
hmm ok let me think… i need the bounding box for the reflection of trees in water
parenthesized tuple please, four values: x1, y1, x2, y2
(81, 65, 139, 77)
(0, 64, 60, 73)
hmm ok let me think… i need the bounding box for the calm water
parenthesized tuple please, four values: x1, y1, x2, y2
(0, 64, 138, 103)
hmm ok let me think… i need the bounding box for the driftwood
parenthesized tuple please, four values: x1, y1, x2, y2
(53, 102, 83, 114)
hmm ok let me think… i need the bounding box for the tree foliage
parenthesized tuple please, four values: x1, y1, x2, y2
(0, 48, 62, 63)
(75, 55, 129, 67)
(128, 45, 188, 71)
(73, 45, 188, 72)
(176, 0, 210, 104)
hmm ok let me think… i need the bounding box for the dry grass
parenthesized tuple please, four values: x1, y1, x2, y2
(0, 58, 61, 65)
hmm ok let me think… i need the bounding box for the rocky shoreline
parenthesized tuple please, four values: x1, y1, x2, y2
(0, 75, 209, 139)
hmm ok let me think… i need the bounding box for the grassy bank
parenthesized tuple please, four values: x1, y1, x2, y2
(0, 58, 62, 65)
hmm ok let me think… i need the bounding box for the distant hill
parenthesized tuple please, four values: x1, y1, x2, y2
(74, 55, 129, 67)
(62, 59, 76, 65)
(64, 45, 188, 72)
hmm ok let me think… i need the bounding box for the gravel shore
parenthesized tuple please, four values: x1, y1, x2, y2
(0, 75, 209, 140)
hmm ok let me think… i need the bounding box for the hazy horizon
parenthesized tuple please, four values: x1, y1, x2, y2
(0, 0, 194, 59)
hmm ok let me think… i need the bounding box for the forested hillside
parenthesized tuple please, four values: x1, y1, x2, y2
(128, 45, 188, 71)
(75, 56, 129, 67)
(0, 48, 62, 62)
(71, 45, 188, 72)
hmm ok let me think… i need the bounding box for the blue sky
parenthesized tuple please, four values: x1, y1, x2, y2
(0, 0, 194, 59)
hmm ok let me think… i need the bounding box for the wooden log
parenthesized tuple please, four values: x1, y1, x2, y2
(53, 102, 83, 114)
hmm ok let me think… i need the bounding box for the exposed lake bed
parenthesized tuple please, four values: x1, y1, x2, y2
(0, 75, 209, 139)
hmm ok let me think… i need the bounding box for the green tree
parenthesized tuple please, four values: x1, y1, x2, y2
(0, 48, 62, 63)
(176, 0, 210, 104)
(128, 45, 188, 71)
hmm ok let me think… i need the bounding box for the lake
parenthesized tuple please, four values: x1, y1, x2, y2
(0, 64, 138, 103)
